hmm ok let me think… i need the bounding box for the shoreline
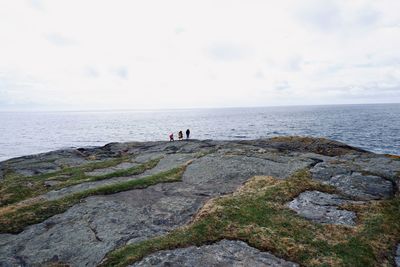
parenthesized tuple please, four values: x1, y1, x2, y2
(2, 136, 400, 165)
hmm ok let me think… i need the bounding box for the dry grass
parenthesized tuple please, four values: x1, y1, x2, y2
(101, 170, 400, 267)
(385, 154, 400, 160)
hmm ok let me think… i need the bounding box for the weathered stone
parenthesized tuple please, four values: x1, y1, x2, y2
(396, 244, 400, 267)
(54, 157, 88, 168)
(44, 180, 61, 187)
(297, 152, 333, 164)
(130, 240, 299, 267)
(0, 186, 206, 266)
(133, 152, 165, 163)
(287, 191, 358, 226)
(311, 161, 395, 200)
(0, 149, 89, 177)
(14, 162, 61, 177)
(329, 173, 393, 200)
(249, 136, 367, 156)
(310, 161, 352, 182)
(352, 154, 400, 182)
(85, 161, 139, 176)
(42, 153, 196, 201)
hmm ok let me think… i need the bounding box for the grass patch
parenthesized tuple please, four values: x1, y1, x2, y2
(0, 162, 189, 234)
(0, 157, 161, 207)
(58, 157, 161, 186)
(100, 170, 400, 267)
(194, 149, 217, 159)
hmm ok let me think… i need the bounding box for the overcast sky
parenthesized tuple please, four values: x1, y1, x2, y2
(0, 0, 399, 110)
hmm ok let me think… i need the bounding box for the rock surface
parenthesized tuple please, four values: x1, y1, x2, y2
(311, 160, 395, 200)
(42, 153, 197, 201)
(85, 161, 139, 176)
(0, 137, 399, 266)
(328, 173, 393, 200)
(130, 239, 299, 267)
(287, 191, 359, 226)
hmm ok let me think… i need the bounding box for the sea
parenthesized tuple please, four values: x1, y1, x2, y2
(0, 103, 399, 161)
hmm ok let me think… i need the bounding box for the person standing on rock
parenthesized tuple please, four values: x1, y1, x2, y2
(169, 133, 174, 141)
(186, 129, 190, 139)
(178, 130, 183, 140)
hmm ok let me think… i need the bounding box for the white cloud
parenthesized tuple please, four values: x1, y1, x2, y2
(44, 33, 76, 46)
(0, 0, 399, 110)
(206, 42, 251, 61)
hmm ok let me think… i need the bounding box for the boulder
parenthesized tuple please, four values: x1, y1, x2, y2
(287, 191, 358, 226)
(130, 240, 299, 267)
(328, 173, 393, 200)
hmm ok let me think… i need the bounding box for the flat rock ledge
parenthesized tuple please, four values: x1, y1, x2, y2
(130, 240, 299, 267)
(287, 191, 359, 226)
(310, 161, 396, 200)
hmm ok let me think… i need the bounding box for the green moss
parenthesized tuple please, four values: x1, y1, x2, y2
(0, 163, 187, 234)
(86, 158, 160, 180)
(0, 157, 161, 207)
(101, 171, 400, 267)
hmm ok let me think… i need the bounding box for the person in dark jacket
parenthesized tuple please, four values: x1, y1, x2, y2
(169, 133, 174, 141)
(186, 129, 190, 139)
(178, 130, 183, 140)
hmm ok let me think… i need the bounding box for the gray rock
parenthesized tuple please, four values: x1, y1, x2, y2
(298, 152, 333, 163)
(351, 154, 400, 182)
(396, 244, 400, 267)
(0, 144, 312, 266)
(249, 137, 367, 156)
(130, 240, 299, 267)
(44, 180, 62, 187)
(14, 161, 61, 177)
(311, 161, 395, 200)
(133, 152, 165, 163)
(0, 185, 206, 267)
(42, 153, 196, 201)
(310, 161, 352, 182)
(85, 161, 139, 176)
(329, 173, 393, 200)
(0, 149, 89, 177)
(54, 157, 88, 167)
(287, 191, 358, 226)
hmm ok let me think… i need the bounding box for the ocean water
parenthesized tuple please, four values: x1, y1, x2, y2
(0, 103, 399, 161)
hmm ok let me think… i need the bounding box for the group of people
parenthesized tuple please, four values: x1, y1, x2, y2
(169, 129, 190, 141)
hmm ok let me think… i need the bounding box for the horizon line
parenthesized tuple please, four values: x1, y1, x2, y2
(0, 102, 399, 113)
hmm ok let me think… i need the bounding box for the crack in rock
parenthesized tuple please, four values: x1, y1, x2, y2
(87, 221, 103, 242)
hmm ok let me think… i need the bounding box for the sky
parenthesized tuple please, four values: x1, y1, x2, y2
(0, 0, 399, 110)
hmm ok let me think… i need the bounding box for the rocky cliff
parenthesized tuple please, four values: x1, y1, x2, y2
(0, 137, 399, 266)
